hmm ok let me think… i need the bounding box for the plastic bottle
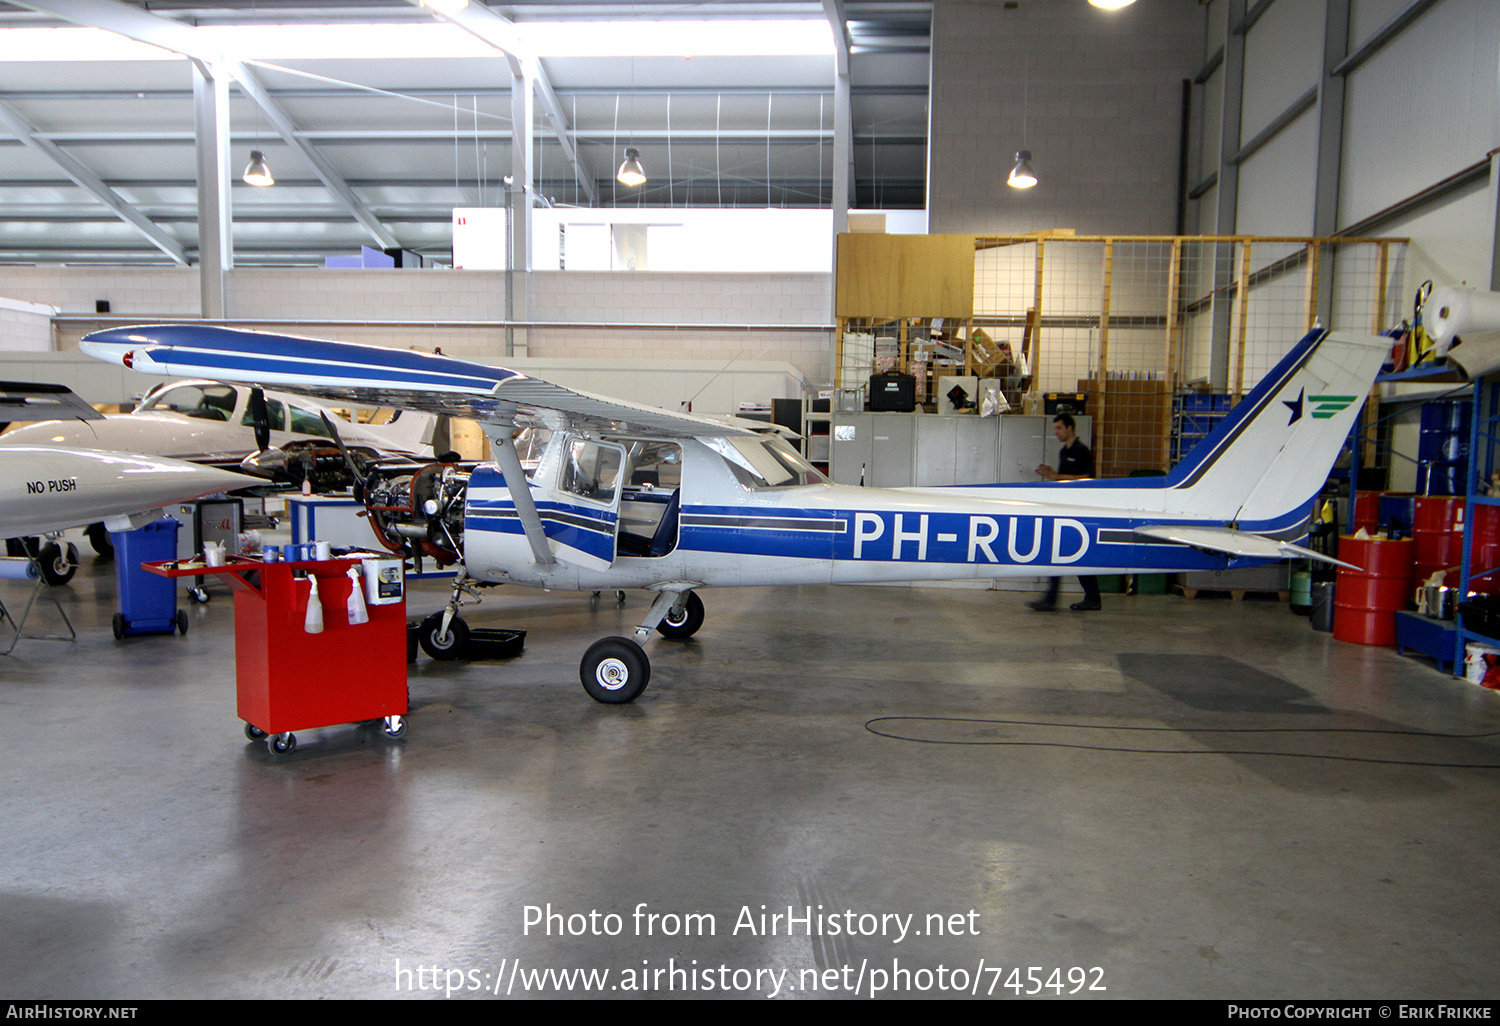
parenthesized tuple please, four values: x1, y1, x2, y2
(346, 566, 369, 626)
(304, 574, 324, 634)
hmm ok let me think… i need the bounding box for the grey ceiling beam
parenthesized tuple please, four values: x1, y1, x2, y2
(12, 0, 398, 251)
(225, 60, 398, 249)
(533, 70, 596, 206)
(406, 0, 596, 206)
(0, 85, 930, 100)
(0, 98, 188, 265)
(20, 128, 862, 143)
(7, 0, 206, 54)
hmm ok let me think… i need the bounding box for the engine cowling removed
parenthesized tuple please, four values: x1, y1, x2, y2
(361, 459, 473, 568)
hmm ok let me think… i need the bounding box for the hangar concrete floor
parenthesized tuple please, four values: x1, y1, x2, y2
(3, 556, 1500, 1001)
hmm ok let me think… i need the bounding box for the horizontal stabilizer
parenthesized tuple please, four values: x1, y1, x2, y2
(0, 382, 103, 422)
(1134, 525, 1363, 571)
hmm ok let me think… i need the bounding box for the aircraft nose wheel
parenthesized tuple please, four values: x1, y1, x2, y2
(580, 636, 650, 703)
(419, 611, 469, 660)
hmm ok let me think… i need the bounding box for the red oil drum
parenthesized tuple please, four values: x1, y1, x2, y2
(1472, 503, 1500, 595)
(1352, 491, 1381, 533)
(1413, 496, 1465, 585)
(1334, 536, 1414, 646)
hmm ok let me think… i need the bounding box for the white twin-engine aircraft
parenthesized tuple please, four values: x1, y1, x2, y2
(81, 324, 1389, 703)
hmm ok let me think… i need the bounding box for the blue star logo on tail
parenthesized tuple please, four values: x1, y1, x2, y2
(1283, 387, 1305, 424)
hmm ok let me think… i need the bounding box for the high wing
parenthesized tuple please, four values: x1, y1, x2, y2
(79, 325, 757, 439)
(80, 323, 758, 573)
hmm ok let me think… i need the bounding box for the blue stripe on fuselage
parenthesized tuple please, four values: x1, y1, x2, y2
(466, 466, 618, 562)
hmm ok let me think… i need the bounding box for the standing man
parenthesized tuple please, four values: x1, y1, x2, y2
(1028, 413, 1102, 612)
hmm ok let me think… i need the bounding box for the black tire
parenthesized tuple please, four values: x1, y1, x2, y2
(176, 609, 188, 635)
(244, 723, 268, 741)
(580, 636, 650, 704)
(111, 612, 125, 640)
(37, 542, 75, 586)
(85, 523, 114, 560)
(382, 715, 408, 740)
(655, 592, 704, 639)
(419, 612, 469, 660)
(268, 732, 297, 755)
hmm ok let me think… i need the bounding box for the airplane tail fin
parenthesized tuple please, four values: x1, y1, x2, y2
(370, 409, 439, 454)
(1159, 329, 1391, 530)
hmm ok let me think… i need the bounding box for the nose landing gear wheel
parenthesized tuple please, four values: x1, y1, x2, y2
(655, 591, 704, 639)
(419, 611, 469, 660)
(580, 636, 650, 703)
(37, 542, 76, 586)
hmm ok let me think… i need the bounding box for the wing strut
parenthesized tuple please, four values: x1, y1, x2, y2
(489, 419, 554, 569)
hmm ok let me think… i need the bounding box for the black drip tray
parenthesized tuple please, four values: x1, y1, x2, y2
(464, 628, 526, 660)
(405, 623, 527, 662)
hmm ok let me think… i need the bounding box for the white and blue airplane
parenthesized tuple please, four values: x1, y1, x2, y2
(80, 324, 1389, 703)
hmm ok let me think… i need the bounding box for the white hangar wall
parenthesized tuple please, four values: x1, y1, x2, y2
(1192, 0, 1500, 290)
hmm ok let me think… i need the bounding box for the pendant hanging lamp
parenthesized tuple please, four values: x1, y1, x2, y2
(1007, 150, 1037, 189)
(242, 149, 274, 187)
(616, 147, 647, 187)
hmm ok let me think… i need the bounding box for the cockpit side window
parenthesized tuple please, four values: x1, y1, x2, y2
(149, 385, 237, 422)
(288, 404, 334, 438)
(239, 397, 286, 432)
(559, 438, 623, 505)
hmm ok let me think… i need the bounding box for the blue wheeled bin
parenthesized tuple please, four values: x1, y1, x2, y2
(111, 517, 188, 639)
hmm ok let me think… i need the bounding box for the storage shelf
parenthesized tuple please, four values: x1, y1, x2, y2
(1377, 362, 1466, 384)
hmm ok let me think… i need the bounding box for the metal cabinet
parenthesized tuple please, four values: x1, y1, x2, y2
(830, 413, 1091, 487)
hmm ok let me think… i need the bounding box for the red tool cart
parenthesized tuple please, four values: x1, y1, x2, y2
(146, 555, 409, 755)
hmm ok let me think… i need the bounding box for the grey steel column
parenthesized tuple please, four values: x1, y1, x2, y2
(508, 61, 535, 358)
(192, 59, 232, 318)
(1210, 0, 1247, 391)
(1313, 0, 1352, 328)
(1491, 152, 1500, 292)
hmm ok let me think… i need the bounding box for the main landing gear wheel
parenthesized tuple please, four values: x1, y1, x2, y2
(85, 523, 114, 560)
(419, 611, 469, 660)
(655, 592, 704, 639)
(580, 636, 650, 704)
(268, 732, 297, 755)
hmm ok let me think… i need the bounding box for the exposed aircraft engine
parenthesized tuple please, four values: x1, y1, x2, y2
(361, 460, 473, 568)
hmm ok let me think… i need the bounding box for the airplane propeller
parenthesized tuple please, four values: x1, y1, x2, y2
(248, 386, 271, 453)
(320, 411, 370, 501)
